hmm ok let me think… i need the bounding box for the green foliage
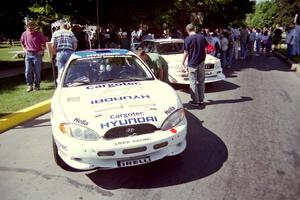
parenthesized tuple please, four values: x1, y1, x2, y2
(274, 0, 300, 27)
(163, 0, 254, 29)
(246, 0, 278, 29)
(27, 2, 66, 37)
(246, 0, 300, 28)
(1, 0, 255, 39)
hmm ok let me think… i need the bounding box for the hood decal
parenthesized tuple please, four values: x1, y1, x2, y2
(91, 94, 151, 104)
(86, 82, 141, 90)
(100, 116, 158, 129)
(91, 94, 156, 112)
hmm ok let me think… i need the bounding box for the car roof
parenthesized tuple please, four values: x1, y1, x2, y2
(142, 38, 184, 44)
(73, 49, 133, 58)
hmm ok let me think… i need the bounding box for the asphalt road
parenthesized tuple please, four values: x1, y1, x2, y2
(1, 54, 300, 200)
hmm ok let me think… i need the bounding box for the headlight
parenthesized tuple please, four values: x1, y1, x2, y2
(215, 60, 221, 69)
(161, 108, 185, 131)
(59, 123, 100, 141)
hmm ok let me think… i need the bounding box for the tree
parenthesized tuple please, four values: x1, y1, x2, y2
(246, 0, 278, 29)
(0, 0, 28, 39)
(28, 2, 64, 37)
(274, 0, 300, 27)
(246, 0, 300, 29)
(0, 0, 255, 40)
(162, 0, 254, 31)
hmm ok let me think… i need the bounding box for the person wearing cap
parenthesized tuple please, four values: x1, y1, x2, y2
(182, 23, 208, 107)
(136, 49, 169, 83)
(51, 19, 78, 82)
(20, 21, 47, 92)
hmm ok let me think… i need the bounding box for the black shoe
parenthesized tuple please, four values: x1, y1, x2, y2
(34, 85, 40, 91)
(189, 101, 200, 107)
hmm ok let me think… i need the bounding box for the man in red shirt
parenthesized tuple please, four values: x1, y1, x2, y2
(20, 21, 47, 92)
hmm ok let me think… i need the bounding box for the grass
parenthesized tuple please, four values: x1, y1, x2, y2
(0, 43, 25, 71)
(0, 69, 55, 117)
(0, 43, 55, 117)
(0, 42, 51, 71)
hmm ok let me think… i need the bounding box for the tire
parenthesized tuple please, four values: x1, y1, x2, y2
(52, 136, 67, 168)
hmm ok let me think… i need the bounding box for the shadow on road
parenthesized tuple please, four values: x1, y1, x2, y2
(182, 96, 253, 110)
(14, 118, 51, 129)
(172, 80, 240, 94)
(86, 111, 228, 190)
(223, 53, 293, 79)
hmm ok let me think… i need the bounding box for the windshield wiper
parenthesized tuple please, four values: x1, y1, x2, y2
(114, 77, 151, 82)
(66, 81, 90, 87)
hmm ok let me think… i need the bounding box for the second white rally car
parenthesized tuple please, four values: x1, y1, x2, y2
(135, 38, 225, 84)
(51, 49, 187, 170)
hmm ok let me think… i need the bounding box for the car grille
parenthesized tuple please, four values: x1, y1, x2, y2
(205, 64, 214, 69)
(104, 124, 158, 139)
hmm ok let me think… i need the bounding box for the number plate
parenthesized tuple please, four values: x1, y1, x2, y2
(117, 156, 151, 167)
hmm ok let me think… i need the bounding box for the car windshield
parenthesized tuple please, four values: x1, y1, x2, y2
(63, 55, 154, 87)
(156, 42, 184, 55)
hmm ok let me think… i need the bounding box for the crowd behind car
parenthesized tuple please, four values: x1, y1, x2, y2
(56, 22, 300, 70)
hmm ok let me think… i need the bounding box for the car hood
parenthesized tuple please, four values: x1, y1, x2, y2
(57, 80, 181, 133)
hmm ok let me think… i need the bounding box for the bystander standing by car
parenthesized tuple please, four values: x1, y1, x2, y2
(182, 23, 208, 107)
(220, 31, 229, 68)
(272, 25, 283, 50)
(136, 48, 169, 83)
(51, 19, 78, 82)
(239, 25, 249, 59)
(20, 20, 47, 92)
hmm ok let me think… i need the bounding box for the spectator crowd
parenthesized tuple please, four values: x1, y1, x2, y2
(20, 16, 300, 92)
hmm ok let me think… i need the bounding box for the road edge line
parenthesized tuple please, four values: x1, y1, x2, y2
(0, 99, 51, 133)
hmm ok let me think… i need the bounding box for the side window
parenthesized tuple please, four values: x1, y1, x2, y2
(144, 42, 153, 53)
(136, 41, 148, 51)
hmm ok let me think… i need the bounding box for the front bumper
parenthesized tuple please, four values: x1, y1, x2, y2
(53, 121, 187, 170)
(168, 70, 225, 84)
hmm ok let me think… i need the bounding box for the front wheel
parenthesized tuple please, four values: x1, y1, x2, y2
(52, 136, 67, 168)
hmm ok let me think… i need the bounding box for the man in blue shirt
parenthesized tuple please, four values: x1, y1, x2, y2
(182, 23, 208, 107)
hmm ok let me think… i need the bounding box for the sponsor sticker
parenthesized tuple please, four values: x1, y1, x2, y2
(114, 137, 151, 146)
(86, 82, 141, 90)
(117, 156, 151, 167)
(100, 116, 157, 129)
(91, 94, 150, 104)
(164, 106, 175, 115)
(73, 117, 89, 126)
(110, 111, 145, 119)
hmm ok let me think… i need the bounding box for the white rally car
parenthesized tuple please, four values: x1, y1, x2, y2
(51, 49, 187, 170)
(135, 38, 225, 84)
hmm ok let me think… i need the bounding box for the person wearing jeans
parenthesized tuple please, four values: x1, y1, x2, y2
(51, 19, 78, 83)
(182, 23, 208, 107)
(20, 21, 47, 92)
(187, 63, 205, 105)
(24, 52, 42, 90)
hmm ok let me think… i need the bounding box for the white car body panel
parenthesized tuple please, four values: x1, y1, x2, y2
(51, 49, 187, 170)
(135, 38, 225, 84)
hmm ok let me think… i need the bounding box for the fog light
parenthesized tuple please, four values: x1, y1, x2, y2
(97, 151, 115, 157)
(153, 141, 168, 150)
